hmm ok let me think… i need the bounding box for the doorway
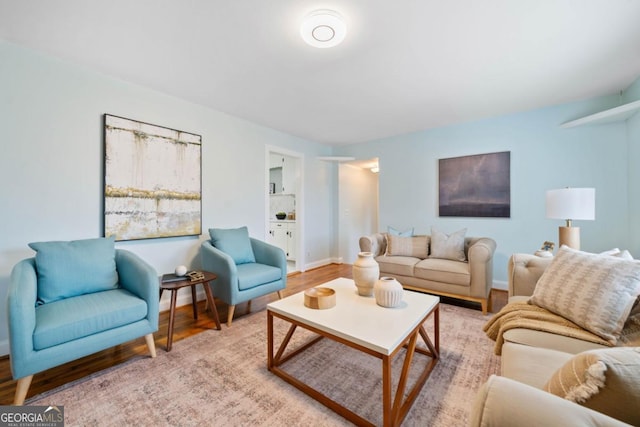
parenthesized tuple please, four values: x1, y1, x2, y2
(265, 146, 304, 273)
(338, 158, 379, 264)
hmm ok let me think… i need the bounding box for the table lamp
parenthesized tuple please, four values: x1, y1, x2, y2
(545, 188, 595, 250)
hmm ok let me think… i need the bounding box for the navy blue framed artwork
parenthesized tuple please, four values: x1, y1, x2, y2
(439, 151, 510, 218)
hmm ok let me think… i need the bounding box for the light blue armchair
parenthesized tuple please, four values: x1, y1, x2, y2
(7, 237, 159, 404)
(201, 227, 286, 326)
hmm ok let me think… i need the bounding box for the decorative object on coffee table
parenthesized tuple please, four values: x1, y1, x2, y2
(352, 251, 379, 296)
(374, 276, 404, 308)
(304, 287, 336, 309)
(175, 265, 188, 276)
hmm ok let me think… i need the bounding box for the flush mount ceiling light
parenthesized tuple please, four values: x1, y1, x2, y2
(300, 9, 346, 48)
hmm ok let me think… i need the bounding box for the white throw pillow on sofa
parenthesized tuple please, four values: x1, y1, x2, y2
(429, 227, 467, 262)
(385, 234, 429, 259)
(544, 347, 640, 426)
(529, 246, 640, 344)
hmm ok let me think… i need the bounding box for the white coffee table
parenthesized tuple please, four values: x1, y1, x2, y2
(267, 277, 440, 427)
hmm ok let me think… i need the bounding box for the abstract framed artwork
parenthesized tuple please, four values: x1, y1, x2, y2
(439, 151, 510, 218)
(103, 114, 202, 241)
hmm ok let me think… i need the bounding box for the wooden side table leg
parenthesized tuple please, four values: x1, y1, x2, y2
(203, 282, 221, 330)
(191, 285, 198, 320)
(166, 289, 178, 351)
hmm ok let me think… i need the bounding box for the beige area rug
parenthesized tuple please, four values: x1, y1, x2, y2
(28, 303, 500, 426)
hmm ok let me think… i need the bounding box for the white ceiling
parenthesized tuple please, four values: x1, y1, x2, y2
(2, 0, 640, 145)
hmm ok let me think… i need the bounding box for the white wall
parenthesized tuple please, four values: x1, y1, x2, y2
(0, 41, 334, 355)
(338, 164, 379, 264)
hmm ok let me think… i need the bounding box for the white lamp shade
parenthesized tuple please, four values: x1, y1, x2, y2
(546, 188, 595, 221)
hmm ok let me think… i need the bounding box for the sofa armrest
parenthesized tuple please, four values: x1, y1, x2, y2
(359, 233, 386, 257)
(508, 253, 553, 298)
(8, 259, 39, 373)
(467, 237, 496, 299)
(470, 375, 630, 427)
(115, 249, 159, 329)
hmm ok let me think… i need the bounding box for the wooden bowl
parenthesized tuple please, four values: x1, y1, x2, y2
(304, 287, 336, 309)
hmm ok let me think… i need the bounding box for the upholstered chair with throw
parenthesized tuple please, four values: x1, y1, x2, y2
(8, 236, 159, 405)
(201, 227, 286, 326)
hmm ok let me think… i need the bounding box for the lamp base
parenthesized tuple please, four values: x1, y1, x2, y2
(559, 226, 580, 250)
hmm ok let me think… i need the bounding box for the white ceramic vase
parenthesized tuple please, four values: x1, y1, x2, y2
(374, 277, 404, 308)
(352, 252, 379, 296)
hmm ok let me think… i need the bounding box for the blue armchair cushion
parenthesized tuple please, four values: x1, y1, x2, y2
(236, 263, 282, 291)
(33, 288, 147, 350)
(28, 236, 118, 304)
(209, 227, 256, 265)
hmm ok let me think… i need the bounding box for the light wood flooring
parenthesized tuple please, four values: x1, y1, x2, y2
(0, 263, 506, 405)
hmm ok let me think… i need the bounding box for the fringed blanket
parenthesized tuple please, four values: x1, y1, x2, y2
(483, 301, 611, 355)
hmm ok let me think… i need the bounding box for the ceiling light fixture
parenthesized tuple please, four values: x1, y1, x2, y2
(300, 10, 346, 48)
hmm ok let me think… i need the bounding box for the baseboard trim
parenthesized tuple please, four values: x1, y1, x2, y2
(304, 258, 333, 271)
(159, 288, 207, 313)
(492, 280, 508, 291)
(0, 339, 9, 357)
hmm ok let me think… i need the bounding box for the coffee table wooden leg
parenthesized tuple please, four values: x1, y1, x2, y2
(391, 332, 418, 424)
(383, 311, 440, 426)
(416, 304, 440, 359)
(382, 355, 392, 427)
(267, 311, 274, 370)
(434, 304, 440, 353)
(203, 281, 221, 330)
(166, 289, 178, 351)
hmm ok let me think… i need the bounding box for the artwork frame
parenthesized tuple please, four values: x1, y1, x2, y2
(438, 151, 510, 218)
(103, 114, 202, 241)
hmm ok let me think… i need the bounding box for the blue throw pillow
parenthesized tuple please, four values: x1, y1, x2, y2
(388, 226, 414, 237)
(28, 236, 119, 304)
(209, 227, 256, 265)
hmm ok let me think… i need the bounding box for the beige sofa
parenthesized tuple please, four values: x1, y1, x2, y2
(359, 233, 496, 314)
(471, 252, 640, 426)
